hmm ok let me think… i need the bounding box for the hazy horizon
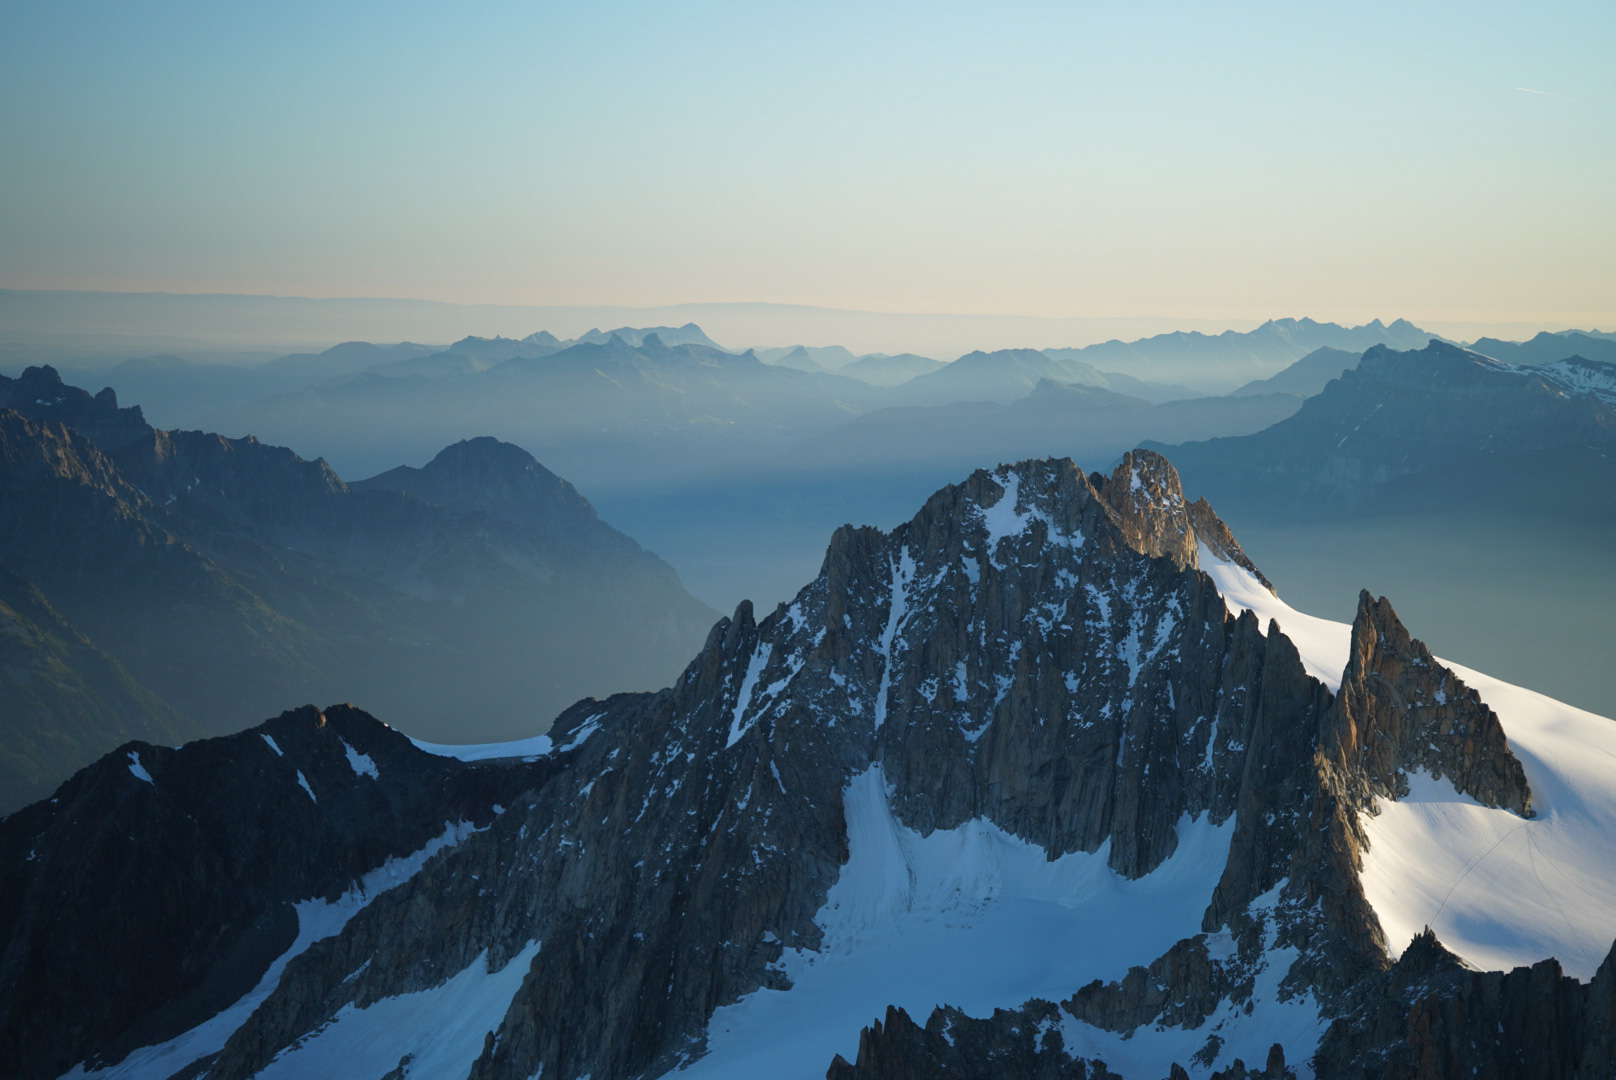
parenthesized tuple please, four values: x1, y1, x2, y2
(1, 287, 1603, 366)
(4, 3, 1613, 330)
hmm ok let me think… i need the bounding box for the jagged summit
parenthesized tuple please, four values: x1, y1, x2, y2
(1, 451, 1610, 1080)
(0, 364, 152, 451)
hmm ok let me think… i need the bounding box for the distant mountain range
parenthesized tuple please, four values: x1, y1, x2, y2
(0, 365, 717, 812)
(134, 320, 1612, 618)
(1154, 340, 1616, 521)
(1467, 329, 1616, 368)
(885, 348, 1198, 407)
(89, 317, 1446, 442)
(783, 379, 1302, 478)
(757, 345, 949, 387)
(1041, 317, 1439, 392)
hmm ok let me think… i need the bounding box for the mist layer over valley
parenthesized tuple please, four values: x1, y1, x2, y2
(15, 308, 1605, 724)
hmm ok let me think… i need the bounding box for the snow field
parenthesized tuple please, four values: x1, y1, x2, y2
(677, 767, 1243, 1080)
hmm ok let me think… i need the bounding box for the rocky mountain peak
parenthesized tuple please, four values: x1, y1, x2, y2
(0, 365, 152, 452)
(1326, 590, 1532, 818)
(1092, 448, 1198, 570)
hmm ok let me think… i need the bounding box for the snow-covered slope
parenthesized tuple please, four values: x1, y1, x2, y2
(1537, 356, 1616, 407)
(679, 768, 1242, 1079)
(1201, 545, 1616, 982)
(58, 822, 485, 1080)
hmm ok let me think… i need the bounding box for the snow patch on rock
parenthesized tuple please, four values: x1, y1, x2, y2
(342, 740, 379, 780)
(126, 752, 153, 785)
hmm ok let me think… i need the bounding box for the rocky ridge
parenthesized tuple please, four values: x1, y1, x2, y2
(0, 450, 1589, 1080)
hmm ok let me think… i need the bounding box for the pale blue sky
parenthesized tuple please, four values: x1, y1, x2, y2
(1, 1, 1611, 325)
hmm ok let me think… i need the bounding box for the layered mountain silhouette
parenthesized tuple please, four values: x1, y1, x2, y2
(0, 366, 716, 812)
(3, 452, 1611, 1079)
(1154, 340, 1616, 521)
(1041, 318, 1436, 393)
(1468, 329, 1616, 368)
(189, 332, 890, 489)
(1228, 346, 1361, 398)
(99, 319, 1435, 489)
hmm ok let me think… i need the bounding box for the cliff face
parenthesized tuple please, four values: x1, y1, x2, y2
(0, 451, 1584, 1080)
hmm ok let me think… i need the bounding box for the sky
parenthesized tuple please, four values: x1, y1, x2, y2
(1, 1, 1612, 329)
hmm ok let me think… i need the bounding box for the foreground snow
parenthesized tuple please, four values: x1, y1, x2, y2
(1202, 546, 1616, 981)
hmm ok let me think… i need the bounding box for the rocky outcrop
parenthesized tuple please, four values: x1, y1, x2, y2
(826, 1003, 1118, 1080)
(1094, 448, 1199, 570)
(1313, 930, 1616, 1079)
(0, 366, 153, 452)
(1065, 937, 1226, 1034)
(825, 1001, 1299, 1080)
(1324, 591, 1532, 818)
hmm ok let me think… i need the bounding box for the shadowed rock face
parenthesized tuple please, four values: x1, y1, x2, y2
(0, 366, 153, 453)
(1311, 930, 1616, 1080)
(0, 705, 545, 1080)
(826, 1002, 1123, 1080)
(0, 452, 1560, 1080)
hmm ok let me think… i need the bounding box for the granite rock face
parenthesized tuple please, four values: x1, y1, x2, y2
(1312, 930, 1616, 1080)
(0, 452, 1575, 1080)
(1324, 591, 1531, 819)
(826, 1003, 1119, 1080)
